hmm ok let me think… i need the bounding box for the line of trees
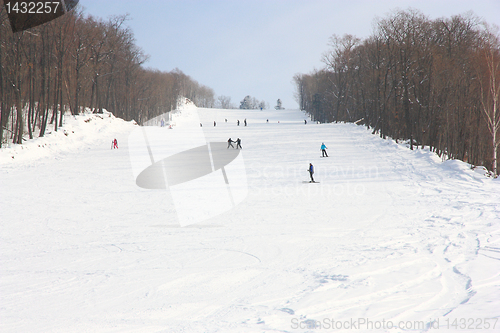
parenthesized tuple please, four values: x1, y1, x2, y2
(294, 9, 500, 175)
(0, 2, 215, 147)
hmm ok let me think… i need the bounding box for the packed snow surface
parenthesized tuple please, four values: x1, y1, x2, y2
(1, 106, 499, 332)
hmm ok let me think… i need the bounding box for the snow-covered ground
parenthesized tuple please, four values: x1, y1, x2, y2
(1, 105, 499, 333)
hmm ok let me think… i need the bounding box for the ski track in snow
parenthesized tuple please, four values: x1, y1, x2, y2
(1, 107, 499, 332)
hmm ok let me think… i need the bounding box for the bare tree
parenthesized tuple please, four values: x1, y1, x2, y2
(477, 23, 500, 175)
(0, 3, 10, 147)
(322, 34, 360, 122)
(216, 95, 234, 109)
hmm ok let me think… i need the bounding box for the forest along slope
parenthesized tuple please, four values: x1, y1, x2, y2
(0, 107, 499, 332)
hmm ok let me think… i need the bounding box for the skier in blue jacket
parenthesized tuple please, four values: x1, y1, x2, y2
(321, 143, 328, 157)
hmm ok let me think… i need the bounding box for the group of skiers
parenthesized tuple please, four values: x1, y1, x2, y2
(308, 142, 329, 183)
(208, 118, 311, 126)
(227, 138, 242, 149)
(206, 119, 247, 127)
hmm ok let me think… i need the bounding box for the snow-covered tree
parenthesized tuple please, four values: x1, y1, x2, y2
(275, 99, 284, 110)
(239, 95, 252, 109)
(239, 95, 267, 109)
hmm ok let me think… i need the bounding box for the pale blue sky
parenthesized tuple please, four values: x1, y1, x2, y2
(81, 0, 500, 109)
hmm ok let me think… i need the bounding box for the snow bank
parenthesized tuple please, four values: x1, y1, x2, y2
(0, 110, 137, 165)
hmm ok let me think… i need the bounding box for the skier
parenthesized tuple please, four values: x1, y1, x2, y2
(237, 120, 240, 126)
(214, 121, 216, 126)
(227, 138, 235, 149)
(321, 142, 328, 157)
(244, 119, 247, 126)
(236, 138, 242, 149)
(112, 138, 118, 149)
(304, 119, 307, 124)
(200, 123, 202, 127)
(308, 163, 315, 182)
(161, 119, 165, 127)
(266, 119, 269, 123)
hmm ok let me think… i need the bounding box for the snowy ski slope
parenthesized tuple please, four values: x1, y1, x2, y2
(1, 106, 499, 332)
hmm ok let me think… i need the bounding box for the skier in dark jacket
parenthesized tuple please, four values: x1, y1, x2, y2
(308, 163, 315, 182)
(227, 138, 235, 149)
(236, 138, 242, 149)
